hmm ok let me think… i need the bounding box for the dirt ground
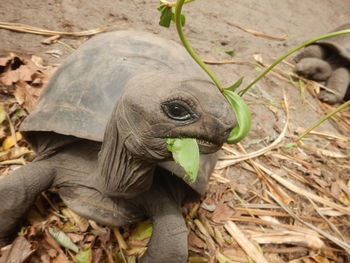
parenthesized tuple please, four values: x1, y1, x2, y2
(0, 0, 350, 262)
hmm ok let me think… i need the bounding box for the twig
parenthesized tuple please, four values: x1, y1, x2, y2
(6, 113, 18, 148)
(217, 17, 287, 41)
(307, 196, 346, 242)
(113, 227, 128, 250)
(224, 221, 269, 263)
(269, 192, 350, 255)
(0, 22, 118, 37)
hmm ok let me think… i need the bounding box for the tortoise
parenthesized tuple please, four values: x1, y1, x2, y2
(0, 30, 236, 262)
(294, 23, 350, 104)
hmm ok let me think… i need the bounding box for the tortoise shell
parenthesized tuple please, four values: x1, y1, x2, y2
(21, 30, 208, 141)
(317, 23, 350, 64)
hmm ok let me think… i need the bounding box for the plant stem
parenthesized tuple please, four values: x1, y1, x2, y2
(296, 100, 350, 141)
(239, 29, 350, 96)
(174, 0, 224, 92)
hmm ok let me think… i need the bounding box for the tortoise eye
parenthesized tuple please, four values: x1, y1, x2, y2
(162, 100, 195, 121)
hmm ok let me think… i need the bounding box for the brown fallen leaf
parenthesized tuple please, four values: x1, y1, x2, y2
(0, 69, 19, 86)
(0, 235, 34, 263)
(212, 203, 235, 223)
(188, 231, 207, 249)
(0, 55, 12, 67)
(14, 80, 42, 112)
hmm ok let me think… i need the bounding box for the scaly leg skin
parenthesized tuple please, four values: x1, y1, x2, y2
(318, 67, 350, 104)
(139, 187, 188, 263)
(295, 57, 332, 81)
(0, 161, 55, 247)
(58, 185, 144, 227)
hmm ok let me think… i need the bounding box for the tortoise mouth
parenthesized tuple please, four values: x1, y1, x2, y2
(196, 138, 222, 154)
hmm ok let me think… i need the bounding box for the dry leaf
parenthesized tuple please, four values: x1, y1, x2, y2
(188, 231, 207, 249)
(14, 80, 41, 112)
(212, 203, 235, 223)
(0, 55, 12, 67)
(2, 132, 22, 150)
(0, 69, 19, 85)
(244, 229, 324, 249)
(61, 208, 89, 232)
(317, 148, 349, 158)
(0, 235, 34, 263)
(41, 35, 61, 45)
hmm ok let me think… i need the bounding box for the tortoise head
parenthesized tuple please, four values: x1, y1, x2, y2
(113, 71, 236, 159)
(98, 71, 236, 197)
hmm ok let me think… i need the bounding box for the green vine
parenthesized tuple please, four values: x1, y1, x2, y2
(240, 29, 350, 96)
(173, 0, 224, 92)
(296, 100, 350, 141)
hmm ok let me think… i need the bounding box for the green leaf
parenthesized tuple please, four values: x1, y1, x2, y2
(48, 227, 79, 253)
(129, 221, 153, 241)
(224, 50, 235, 57)
(75, 249, 92, 263)
(282, 142, 298, 149)
(223, 90, 251, 143)
(225, 76, 244, 91)
(254, 66, 263, 72)
(158, 5, 173, 28)
(166, 138, 199, 183)
(171, 12, 186, 27)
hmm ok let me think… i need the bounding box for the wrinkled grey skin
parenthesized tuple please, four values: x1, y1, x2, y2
(0, 31, 236, 262)
(294, 23, 350, 104)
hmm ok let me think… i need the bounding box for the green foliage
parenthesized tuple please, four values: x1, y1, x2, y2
(129, 221, 153, 241)
(282, 142, 298, 149)
(48, 227, 79, 253)
(157, 3, 185, 28)
(223, 89, 251, 143)
(224, 49, 235, 57)
(226, 76, 244, 92)
(75, 249, 92, 263)
(166, 138, 199, 183)
(240, 28, 350, 96)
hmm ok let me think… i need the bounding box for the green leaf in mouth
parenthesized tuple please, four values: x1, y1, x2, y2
(166, 138, 199, 183)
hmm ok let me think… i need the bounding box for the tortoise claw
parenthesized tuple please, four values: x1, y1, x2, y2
(317, 90, 341, 104)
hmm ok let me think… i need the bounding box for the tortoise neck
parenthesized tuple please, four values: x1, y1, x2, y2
(97, 114, 156, 198)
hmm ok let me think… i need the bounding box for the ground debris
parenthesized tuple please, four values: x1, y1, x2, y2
(0, 53, 55, 113)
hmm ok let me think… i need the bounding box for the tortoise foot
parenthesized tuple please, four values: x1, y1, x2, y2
(317, 90, 342, 104)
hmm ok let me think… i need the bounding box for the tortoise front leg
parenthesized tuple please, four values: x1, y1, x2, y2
(294, 45, 328, 63)
(295, 57, 332, 81)
(0, 161, 55, 247)
(57, 185, 143, 227)
(139, 190, 188, 263)
(318, 67, 350, 104)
